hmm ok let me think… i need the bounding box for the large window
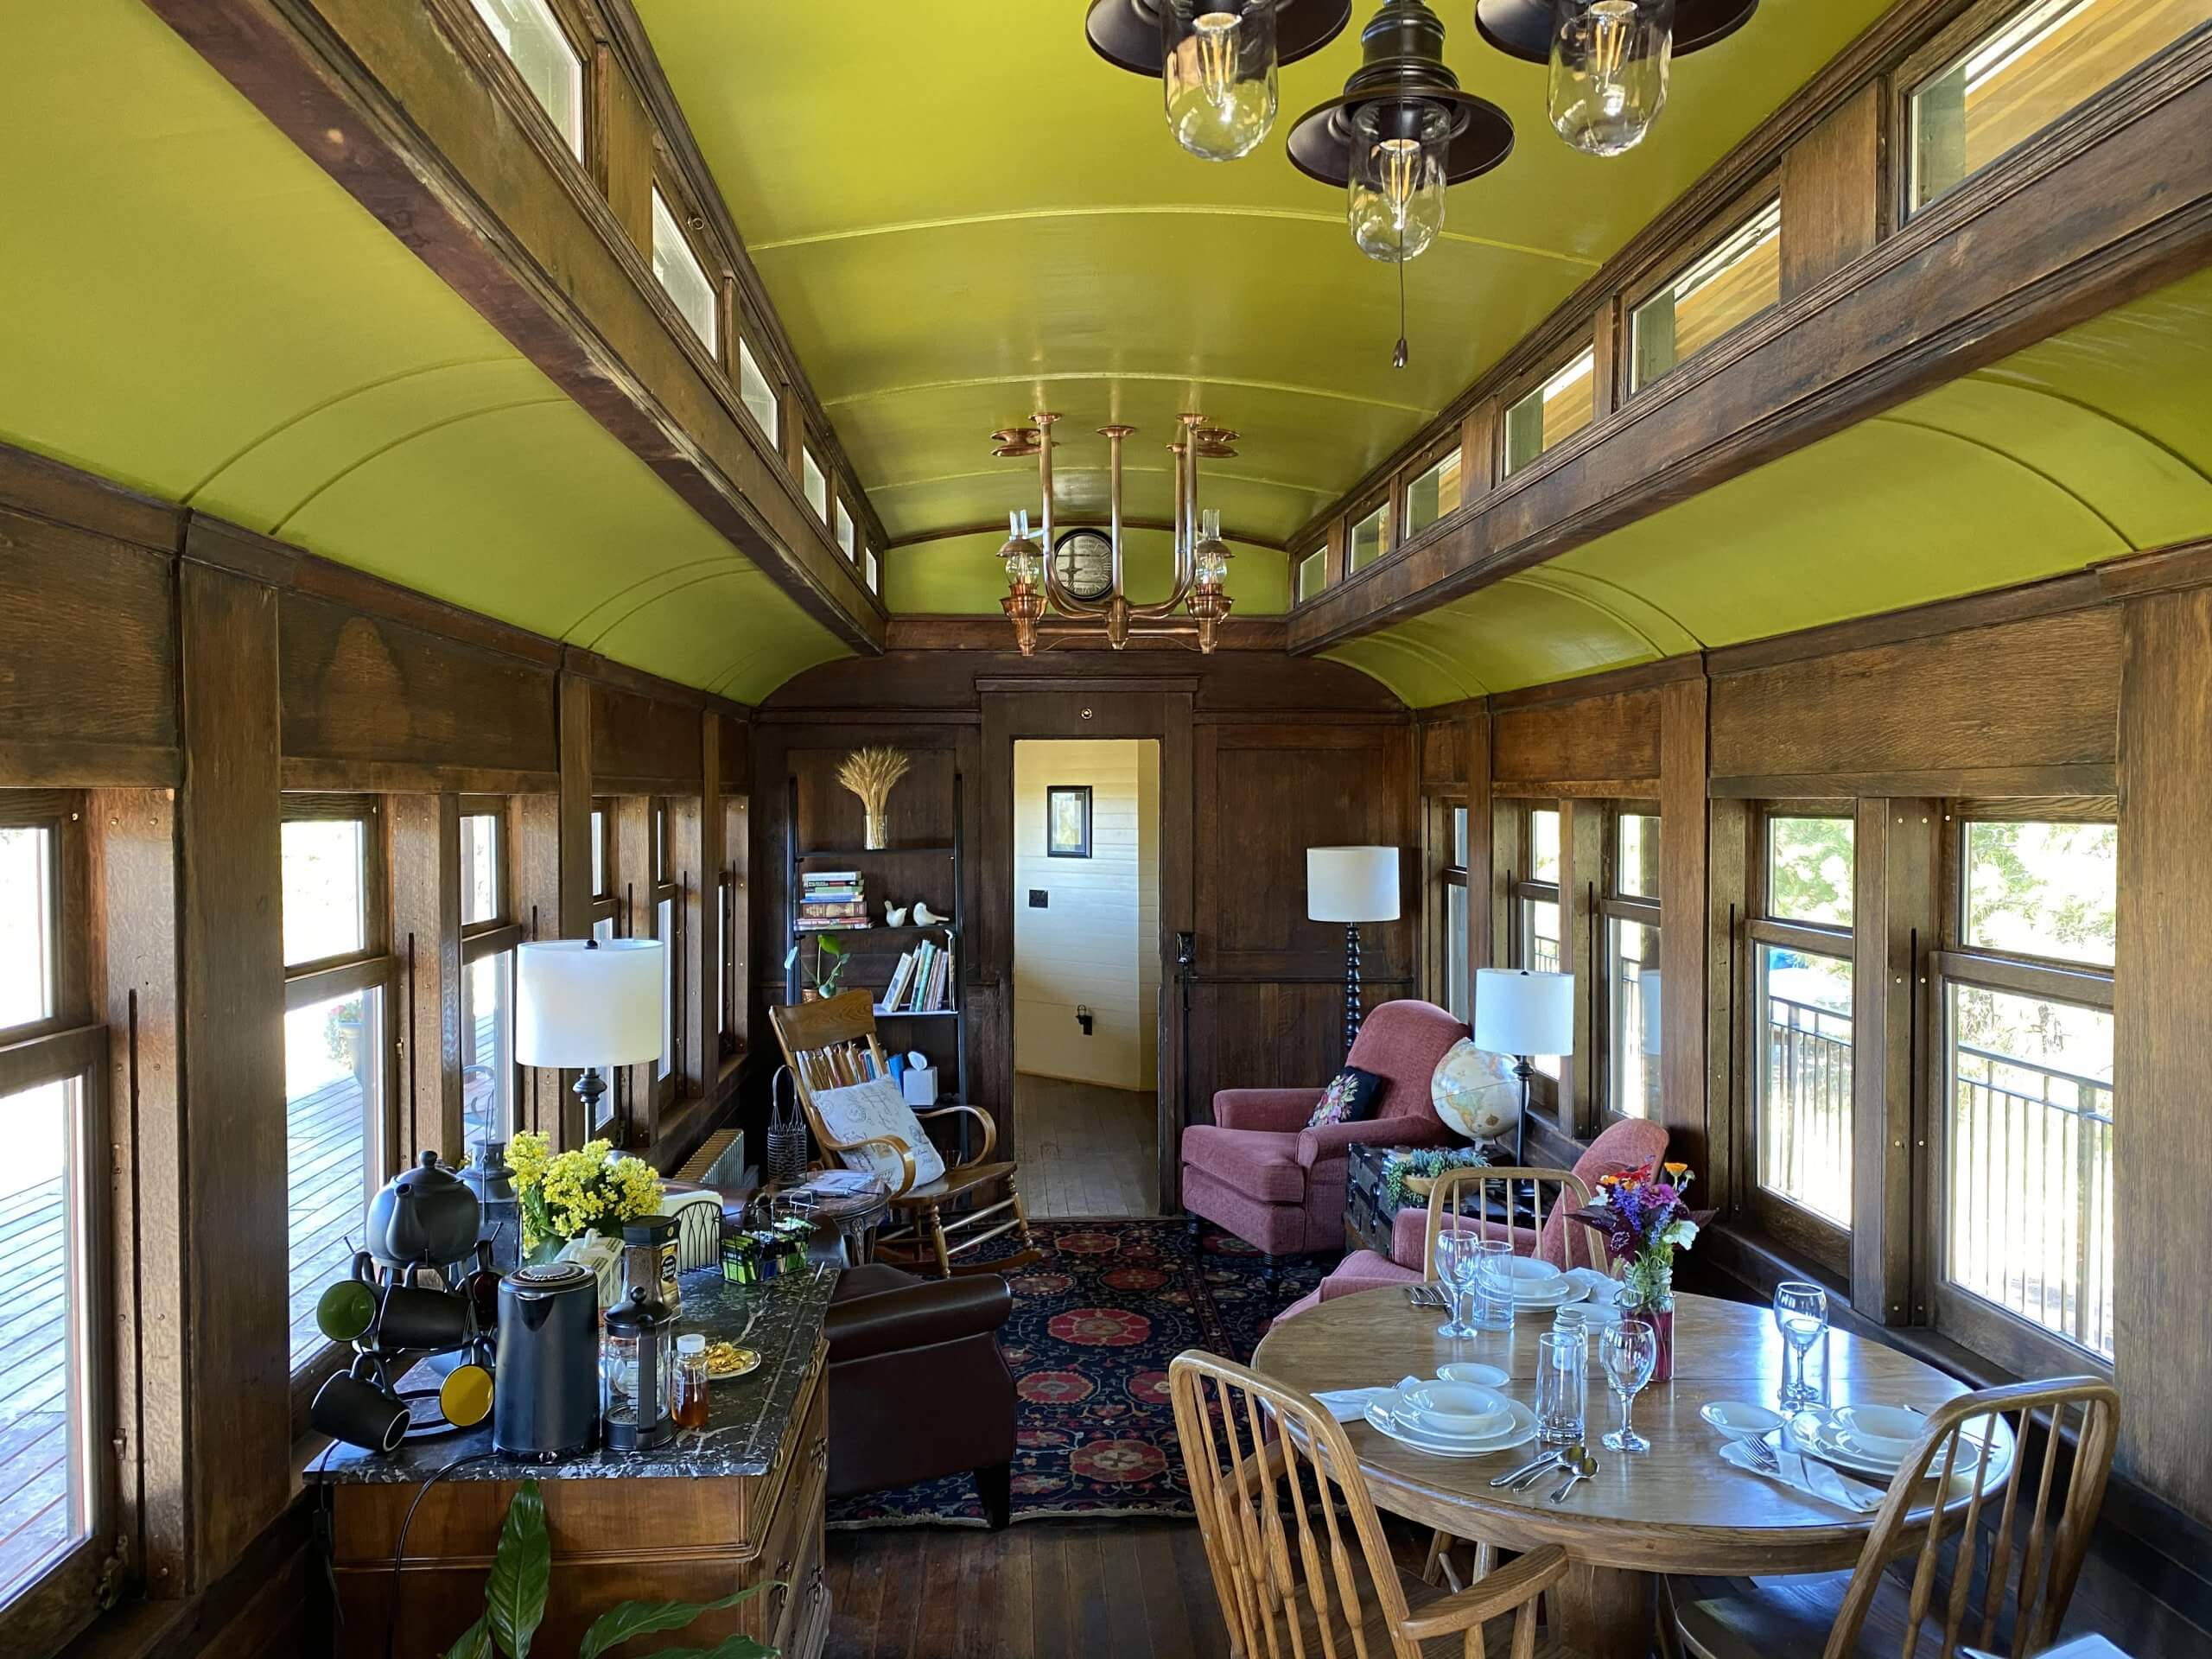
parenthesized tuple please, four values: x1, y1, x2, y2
(1503, 346, 1596, 476)
(1603, 810, 1662, 1120)
(1630, 200, 1781, 391)
(279, 798, 389, 1373)
(460, 802, 520, 1153)
(0, 793, 107, 1639)
(1513, 806, 1564, 1086)
(1747, 811, 1856, 1265)
(1908, 0, 2209, 216)
(736, 335, 780, 449)
(467, 0, 583, 158)
(1938, 813, 2117, 1366)
(1402, 445, 1463, 540)
(1347, 499, 1389, 575)
(1433, 803, 1471, 1024)
(651, 188, 718, 353)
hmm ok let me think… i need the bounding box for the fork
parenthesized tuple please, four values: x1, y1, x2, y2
(1741, 1430, 1781, 1471)
(1403, 1284, 1447, 1309)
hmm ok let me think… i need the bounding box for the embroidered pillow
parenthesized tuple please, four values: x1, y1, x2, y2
(811, 1077, 947, 1192)
(1306, 1065, 1384, 1128)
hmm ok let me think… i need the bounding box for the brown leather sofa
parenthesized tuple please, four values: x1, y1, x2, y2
(824, 1263, 1019, 1527)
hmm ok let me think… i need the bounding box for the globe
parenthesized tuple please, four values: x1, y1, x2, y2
(1431, 1039, 1522, 1142)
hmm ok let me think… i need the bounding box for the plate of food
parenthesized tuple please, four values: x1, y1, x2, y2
(704, 1341, 761, 1379)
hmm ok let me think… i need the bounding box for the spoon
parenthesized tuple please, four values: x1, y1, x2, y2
(1505, 1441, 1582, 1491)
(1548, 1449, 1599, 1503)
(1490, 1446, 1567, 1489)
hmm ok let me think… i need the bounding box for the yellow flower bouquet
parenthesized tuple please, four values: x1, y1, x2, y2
(507, 1131, 665, 1257)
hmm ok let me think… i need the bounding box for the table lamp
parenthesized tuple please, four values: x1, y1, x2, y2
(1472, 966, 1574, 1162)
(517, 938, 664, 1148)
(1307, 845, 1401, 1056)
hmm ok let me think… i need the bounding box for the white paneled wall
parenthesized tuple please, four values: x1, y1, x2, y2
(1013, 739, 1160, 1090)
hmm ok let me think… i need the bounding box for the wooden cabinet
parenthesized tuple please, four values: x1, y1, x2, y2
(327, 1353, 830, 1659)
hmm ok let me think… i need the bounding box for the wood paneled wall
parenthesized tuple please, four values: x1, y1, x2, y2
(0, 444, 750, 1651)
(753, 651, 1414, 1207)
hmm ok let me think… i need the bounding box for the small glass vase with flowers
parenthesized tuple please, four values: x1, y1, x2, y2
(1568, 1160, 1702, 1382)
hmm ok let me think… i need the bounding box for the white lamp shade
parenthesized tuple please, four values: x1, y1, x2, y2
(515, 939, 664, 1069)
(1472, 968, 1575, 1058)
(1307, 846, 1401, 924)
(1639, 968, 1663, 1056)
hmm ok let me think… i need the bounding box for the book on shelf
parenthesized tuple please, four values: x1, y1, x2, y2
(803, 870, 861, 884)
(798, 900, 868, 918)
(793, 918, 870, 933)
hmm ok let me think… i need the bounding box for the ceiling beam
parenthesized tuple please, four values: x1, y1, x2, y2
(1288, 34, 2212, 655)
(145, 0, 887, 654)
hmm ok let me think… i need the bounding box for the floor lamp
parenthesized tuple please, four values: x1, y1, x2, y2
(517, 938, 665, 1149)
(1307, 845, 1402, 1058)
(1472, 967, 1574, 1164)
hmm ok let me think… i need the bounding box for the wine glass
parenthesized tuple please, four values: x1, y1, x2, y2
(1773, 1281, 1829, 1409)
(1432, 1228, 1480, 1338)
(1599, 1319, 1659, 1452)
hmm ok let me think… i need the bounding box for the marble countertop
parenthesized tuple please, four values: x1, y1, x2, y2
(310, 1260, 837, 1484)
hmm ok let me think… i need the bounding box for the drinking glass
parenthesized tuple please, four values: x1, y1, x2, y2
(1471, 1238, 1516, 1331)
(1599, 1319, 1659, 1452)
(1774, 1281, 1829, 1409)
(1535, 1331, 1586, 1446)
(1432, 1229, 1480, 1338)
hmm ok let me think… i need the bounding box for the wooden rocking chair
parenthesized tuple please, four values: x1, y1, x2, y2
(769, 990, 1039, 1279)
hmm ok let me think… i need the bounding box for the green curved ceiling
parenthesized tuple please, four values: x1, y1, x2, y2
(636, 0, 1898, 554)
(1326, 269, 2212, 706)
(0, 0, 842, 703)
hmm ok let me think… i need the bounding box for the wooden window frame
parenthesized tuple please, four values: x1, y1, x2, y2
(1425, 796, 1471, 1023)
(445, 0, 594, 166)
(1597, 803, 1663, 1128)
(1398, 434, 1465, 545)
(1738, 802, 1857, 1281)
(800, 442, 830, 528)
(1624, 178, 1783, 396)
(1500, 336, 1599, 480)
(649, 175, 722, 359)
(0, 791, 112, 1659)
(1923, 799, 2119, 1380)
(1294, 543, 1329, 606)
(834, 495, 858, 563)
(278, 795, 397, 1412)
(733, 326, 784, 454)
(1503, 802, 1564, 1122)
(1344, 489, 1393, 579)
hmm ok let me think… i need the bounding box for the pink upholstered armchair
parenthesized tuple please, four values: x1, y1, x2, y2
(1275, 1116, 1673, 1319)
(1179, 1001, 1468, 1278)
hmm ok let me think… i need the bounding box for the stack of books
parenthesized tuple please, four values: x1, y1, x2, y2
(880, 933, 955, 1014)
(797, 869, 868, 932)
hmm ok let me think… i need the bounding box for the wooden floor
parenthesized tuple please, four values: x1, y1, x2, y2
(1014, 1073, 1160, 1217)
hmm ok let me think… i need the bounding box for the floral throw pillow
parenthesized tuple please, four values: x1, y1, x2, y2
(1306, 1065, 1384, 1128)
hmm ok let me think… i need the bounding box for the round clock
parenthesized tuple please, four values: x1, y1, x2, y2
(1052, 528, 1115, 602)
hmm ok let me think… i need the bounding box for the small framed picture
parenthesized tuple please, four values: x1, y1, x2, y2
(1046, 785, 1093, 859)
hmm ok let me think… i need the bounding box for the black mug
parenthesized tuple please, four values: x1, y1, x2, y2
(375, 1284, 474, 1351)
(310, 1370, 411, 1454)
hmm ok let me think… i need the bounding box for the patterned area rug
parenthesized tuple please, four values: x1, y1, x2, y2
(827, 1217, 1325, 1528)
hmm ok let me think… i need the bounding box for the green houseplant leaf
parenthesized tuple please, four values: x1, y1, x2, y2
(578, 1583, 772, 1659)
(485, 1479, 552, 1659)
(632, 1637, 779, 1659)
(444, 1615, 493, 1659)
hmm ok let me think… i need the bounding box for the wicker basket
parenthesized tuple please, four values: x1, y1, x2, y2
(766, 1065, 811, 1186)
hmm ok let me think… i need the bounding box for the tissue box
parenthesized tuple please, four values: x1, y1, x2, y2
(900, 1065, 938, 1107)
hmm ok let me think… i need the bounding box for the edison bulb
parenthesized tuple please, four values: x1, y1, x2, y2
(1162, 0, 1279, 162)
(1347, 101, 1448, 264)
(1192, 510, 1233, 591)
(1549, 0, 1674, 157)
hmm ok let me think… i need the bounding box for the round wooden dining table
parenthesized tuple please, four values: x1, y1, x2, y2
(1250, 1287, 2012, 1659)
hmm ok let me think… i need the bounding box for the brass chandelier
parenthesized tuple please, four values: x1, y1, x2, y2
(993, 412, 1236, 655)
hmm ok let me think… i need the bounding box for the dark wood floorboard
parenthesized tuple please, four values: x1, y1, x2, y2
(1014, 1072, 1160, 1218)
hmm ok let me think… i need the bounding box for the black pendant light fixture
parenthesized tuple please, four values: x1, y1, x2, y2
(1477, 0, 1758, 155)
(1087, 0, 1356, 161)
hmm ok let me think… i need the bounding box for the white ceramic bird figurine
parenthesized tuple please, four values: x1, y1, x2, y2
(913, 900, 943, 925)
(885, 904, 909, 926)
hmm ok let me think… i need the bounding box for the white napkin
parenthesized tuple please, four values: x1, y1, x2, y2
(1313, 1376, 1425, 1423)
(1719, 1440, 1885, 1512)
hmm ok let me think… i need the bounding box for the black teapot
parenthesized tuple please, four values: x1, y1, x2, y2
(365, 1150, 483, 1272)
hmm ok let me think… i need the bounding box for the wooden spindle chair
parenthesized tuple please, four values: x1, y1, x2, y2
(1419, 1166, 1602, 1278)
(1414, 1166, 1597, 1592)
(1168, 1350, 1579, 1659)
(769, 990, 1038, 1278)
(1669, 1376, 2120, 1659)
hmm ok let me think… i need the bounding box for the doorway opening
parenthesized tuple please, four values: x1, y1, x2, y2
(1011, 738, 1165, 1217)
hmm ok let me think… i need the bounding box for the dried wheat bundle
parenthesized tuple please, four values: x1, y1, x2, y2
(836, 746, 911, 847)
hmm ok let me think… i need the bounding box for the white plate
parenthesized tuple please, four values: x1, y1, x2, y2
(1365, 1396, 1539, 1459)
(1558, 1267, 1620, 1300)
(1396, 1382, 1513, 1437)
(1788, 1410, 1983, 1479)
(1509, 1280, 1586, 1307)
(1700, 1400, 1787, 1440)
(1437, 1362, 1509, 1388)
(1493, 1256, 1563, 1285)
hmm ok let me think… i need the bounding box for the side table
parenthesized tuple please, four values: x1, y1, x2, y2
(770, 1176, 893, 1266)
(1344, 1142, 1417, 1256)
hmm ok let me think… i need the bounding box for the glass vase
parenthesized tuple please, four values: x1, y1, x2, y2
(1621, 1255, 1675, 1382)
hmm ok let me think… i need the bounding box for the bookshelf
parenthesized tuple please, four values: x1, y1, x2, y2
(782, 769, 969, 1119)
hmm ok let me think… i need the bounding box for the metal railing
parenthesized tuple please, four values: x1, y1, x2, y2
(1759, 993, 1853, 1225)
(1948, 1042, 2115, 1357)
